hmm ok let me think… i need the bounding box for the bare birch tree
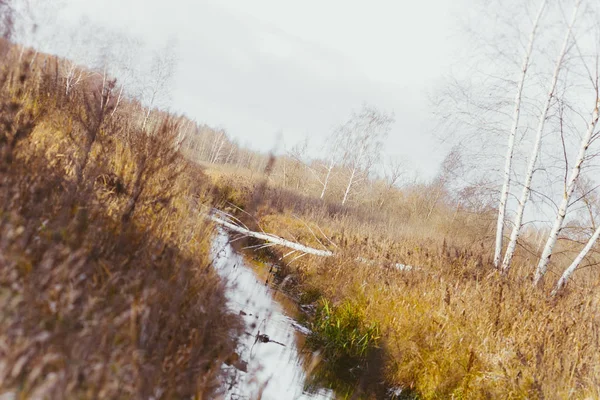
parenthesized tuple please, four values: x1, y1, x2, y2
(534, 81, 600, 285)
(283, 137, 310, 191)
(56, 18, 100, 97)
(304, 123, 356, 201)
(306, 129, 345, 200)
(336, 105, 394, 206)
(425, 147, 463, 221)
(552, 222, 600, 295)
(209, 128, 228, 164)
(494, 0, 548, 269)
(378, 156, 406, 207)
(97, 30, 143, 117)
(501, 0, 582, 273)
(141, 41, 176, 129)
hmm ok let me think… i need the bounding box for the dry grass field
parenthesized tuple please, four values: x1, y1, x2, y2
(209, 165, 600, 399)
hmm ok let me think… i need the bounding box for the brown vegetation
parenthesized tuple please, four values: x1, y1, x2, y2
(4, 2, 600, 397)
(0, 41, 241, 399)
(209, 161, 600, 399)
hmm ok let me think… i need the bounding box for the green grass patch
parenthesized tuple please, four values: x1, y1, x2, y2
(309, 298, 381, 362)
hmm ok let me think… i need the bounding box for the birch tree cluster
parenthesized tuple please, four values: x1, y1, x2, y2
(440, 0, 600, 294)
(178, 106, 496, 251)
(180, 104, 411, 208)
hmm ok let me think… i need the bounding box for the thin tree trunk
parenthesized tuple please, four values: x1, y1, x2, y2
(142, 107, 152, 130)
(452, 200, 461, 223)
(426, 188, 444, 221)
(534, 97, 600, 285)
(65, 71, 71, 96)
(29, 50, 37, 68)
(111, 85, 125, 117)
(536, 231, 546, 253)
(212, 136, 225, 164)
(209, 133, 224, 164)
(552, 224, 600, 296)
(342, 167, 356, 205)
(210, 213, 333, 257)
(342, 144, 366, 206)
(142, 90, 157, 130)
(225, 144, 235, 165)
(501, 1, 581, 273)
(198, 133, 209, 162)
(320, 158, 335, 199)
(494, 0, 547, 269)
(585, 198, 597, 232)
(208, 133, 217, 162)
(211, 209, 419, 271)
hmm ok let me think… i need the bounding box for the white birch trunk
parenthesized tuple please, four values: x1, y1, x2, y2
(211, 209, 418, 272)
(225, 144, 235, 165)
(552, 224, 600, 296)
(426, 187, 444, 221)
(209, 214, 334, 257)
(142, 108, 152, 130)
(494, 0, 547, 269)
(29, 50, 38, 68)
(501, 1, 581, 273)
(142, 89, 158, 130)
(212, 136, 226, 164)
(208, 134, 217, 163)
(341, 144, 365, 206)
(320, 158, 335, 199)
(64, 62, 87, 97)
(110, 85, 125, 117)
(65, 64, 75, 95)
(209, 132, 224, 163)
(342, 167, 356, 206)
(534, 98, 600, 285)
(174, 120, 191, 150)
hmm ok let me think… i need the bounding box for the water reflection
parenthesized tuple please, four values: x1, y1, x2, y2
(212, 229, 335, 400)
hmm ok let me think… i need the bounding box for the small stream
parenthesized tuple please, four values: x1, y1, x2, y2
(212, 228, 335, 400)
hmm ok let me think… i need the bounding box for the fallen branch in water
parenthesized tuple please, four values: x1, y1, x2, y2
(209, 211, 334, 257)
(209, 208, 417, 271)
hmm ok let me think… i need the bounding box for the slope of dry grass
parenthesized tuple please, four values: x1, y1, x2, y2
(0, 43, 241, 399)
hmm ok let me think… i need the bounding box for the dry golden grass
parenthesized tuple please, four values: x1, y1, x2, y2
(0, 43, 241, 399)
(208, 163, 600, 399)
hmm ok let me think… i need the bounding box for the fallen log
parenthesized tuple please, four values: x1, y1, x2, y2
(209, 208, 417, 271)
(209, 214, 334, 257)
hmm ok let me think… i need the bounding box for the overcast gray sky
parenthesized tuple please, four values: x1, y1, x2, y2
(57, 0, 469, 179)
